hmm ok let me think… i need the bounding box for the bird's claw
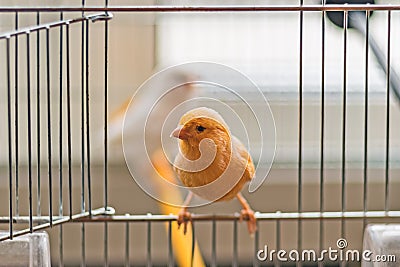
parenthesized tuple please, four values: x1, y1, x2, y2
(177, 209, 192, 235)
(240, 208, 257, 235)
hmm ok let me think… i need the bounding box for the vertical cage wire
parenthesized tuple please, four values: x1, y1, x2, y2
(59, 12, 64, 220)
(298, 2, 304, 267)
(341, 10, 348, 240)
(14, 12, 19, 219)
(58, 12, 64, 267)
(385, 9, 391, 213)
(318, 3, 326, 267)
(80, 6, 87, 266)
(26, 28, 33, 234)
(6, 36, 13, 240)
(104, 0, 110, 266)
(125, 222, 130, 267)
(46, 26, 53, 228)
(211, 218, 216, 267)
(36, 11, 41, 219)
(66, 20, 73, 220)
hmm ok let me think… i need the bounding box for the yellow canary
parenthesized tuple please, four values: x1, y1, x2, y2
(171, 107, 257, 234)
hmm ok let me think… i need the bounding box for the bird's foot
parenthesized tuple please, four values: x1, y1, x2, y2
(177, 208, 192, 235)
(240, 208, 257, 235)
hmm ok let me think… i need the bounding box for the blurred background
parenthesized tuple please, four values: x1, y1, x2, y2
(0, 0, 399, 266)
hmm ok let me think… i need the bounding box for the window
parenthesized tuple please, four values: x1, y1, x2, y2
(156, 4, 400, 172)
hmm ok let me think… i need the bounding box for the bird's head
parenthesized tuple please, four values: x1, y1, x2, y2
(171, 107, 230, 152)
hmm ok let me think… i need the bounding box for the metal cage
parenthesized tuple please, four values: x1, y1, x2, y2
(0, 2, 400, 266)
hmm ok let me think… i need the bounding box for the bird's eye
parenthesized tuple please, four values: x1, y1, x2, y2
(196, 125, 206, 132)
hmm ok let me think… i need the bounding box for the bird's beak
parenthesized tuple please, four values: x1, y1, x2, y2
(170, 126, 190, 140)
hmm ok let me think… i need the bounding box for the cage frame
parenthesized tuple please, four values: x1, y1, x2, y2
(1, 3, 400, 266)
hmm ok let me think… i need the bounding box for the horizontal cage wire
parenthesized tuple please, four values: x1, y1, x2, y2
(0, 2, 400, 267)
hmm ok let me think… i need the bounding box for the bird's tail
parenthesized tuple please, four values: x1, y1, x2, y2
(151, 149, 205, 267)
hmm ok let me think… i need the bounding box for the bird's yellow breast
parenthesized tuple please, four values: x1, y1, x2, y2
(174, 135, 254, 202)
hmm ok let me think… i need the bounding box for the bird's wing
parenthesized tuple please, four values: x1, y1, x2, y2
(232, 135, 255, 182)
